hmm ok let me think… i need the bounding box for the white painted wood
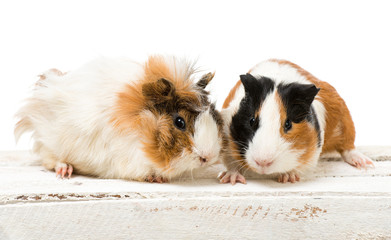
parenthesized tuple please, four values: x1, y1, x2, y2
(2, 197, 391, 240)
(1, 146, 391, 239)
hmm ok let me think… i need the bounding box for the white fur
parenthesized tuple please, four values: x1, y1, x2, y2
(164, 56, 196, 82)
(249, 60, 312, 85)
(15, 57, 221, 181)
(193, 108, 221, 163)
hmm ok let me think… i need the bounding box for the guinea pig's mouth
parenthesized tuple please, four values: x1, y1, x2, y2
(249, 159, 275, 175)
(198, 155, 216, 167)
(170, 151, 217, 173)
(253, 168, 271, 175)
(191, 146, 219, 168)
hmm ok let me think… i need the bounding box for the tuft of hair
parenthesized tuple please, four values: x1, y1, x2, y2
(14, 68, 65, 142)
(14, 116, 32, 143)
(144, 55, 197, 87)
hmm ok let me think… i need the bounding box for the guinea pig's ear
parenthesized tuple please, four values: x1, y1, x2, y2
(196, 72, 215, 89)
(279, 83, 320, 123)
(142, 78, 175, 100)
(240, 73, 259, 94)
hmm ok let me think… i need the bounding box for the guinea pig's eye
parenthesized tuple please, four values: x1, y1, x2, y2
(284, 119, 292, 132)
(249, 117, 255, 127)
(174, 116, 186, 130)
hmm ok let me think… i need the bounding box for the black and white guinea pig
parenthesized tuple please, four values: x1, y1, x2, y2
(15, 55, 226, 183)
(219, 59, 373, 184)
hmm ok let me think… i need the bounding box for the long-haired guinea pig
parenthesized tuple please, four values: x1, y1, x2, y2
(15, 55, 226, 183)
(219, 59, 373, 184)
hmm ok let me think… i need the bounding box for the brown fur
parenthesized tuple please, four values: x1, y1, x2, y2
(112, 55, 206, 169)
(228, 136, 250, 172)
(270, 59, 356, 154)
(137, 110, 194, 170)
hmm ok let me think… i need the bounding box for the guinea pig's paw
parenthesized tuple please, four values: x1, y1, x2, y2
(342, 150, 375, 170)
(277, 171, 300, 183)
(55, 162, 73, 179)
(145, 175, 168, 183)
(218, 171, 246, 185)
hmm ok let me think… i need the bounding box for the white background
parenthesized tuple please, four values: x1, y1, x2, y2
(0, 0, 390, 151)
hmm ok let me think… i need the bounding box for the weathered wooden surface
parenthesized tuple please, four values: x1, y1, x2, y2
(1, 146, 391, 240)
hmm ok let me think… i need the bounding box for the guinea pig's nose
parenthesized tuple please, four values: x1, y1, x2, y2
(199, 157, 208, 163)
(255, 159, 273, 168)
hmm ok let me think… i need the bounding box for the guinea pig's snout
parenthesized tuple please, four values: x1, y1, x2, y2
(254, 159, 273, 168)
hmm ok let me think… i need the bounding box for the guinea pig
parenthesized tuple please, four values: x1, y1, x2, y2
(15, 55, 225, 183)
(219, 59, 373, 184)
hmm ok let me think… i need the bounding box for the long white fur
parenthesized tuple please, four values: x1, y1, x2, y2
(15, 57, 221, 181)
(193, 108, 222, 162)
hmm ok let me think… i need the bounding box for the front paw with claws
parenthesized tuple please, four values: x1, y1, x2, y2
(278, 171, 300, 183)
(55, 163, 73, 179)
(145, 175, 168, 183)
(218, 170, 246, 185)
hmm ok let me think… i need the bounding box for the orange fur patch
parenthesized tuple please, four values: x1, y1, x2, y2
(222, 80, 242, 109)
(270, 59, 356, 154)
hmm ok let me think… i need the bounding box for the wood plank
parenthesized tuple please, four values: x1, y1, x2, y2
(1, 196, 391, 240)
(0, 147, 390, 239)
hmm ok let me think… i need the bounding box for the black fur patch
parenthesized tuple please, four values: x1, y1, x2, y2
(306, 106, 322, 147)
(278, 83, 321, 147)
(230, 74, 275, 156)
(277, 83, 319, 123)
